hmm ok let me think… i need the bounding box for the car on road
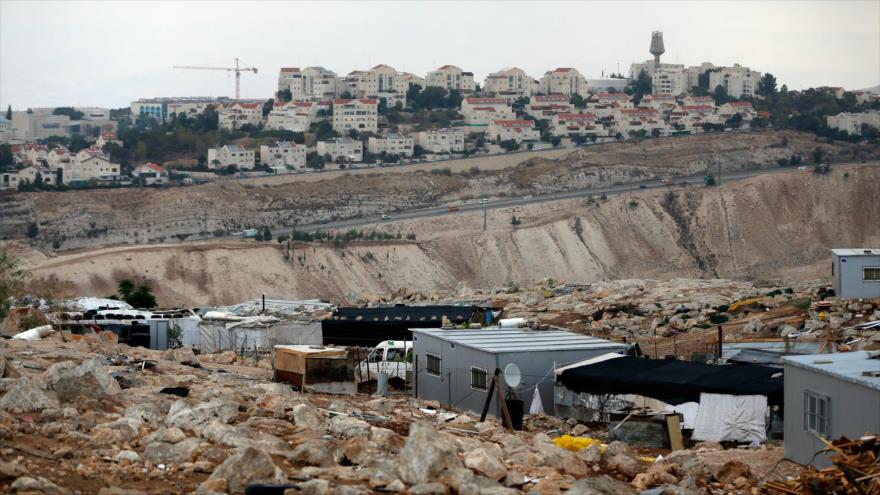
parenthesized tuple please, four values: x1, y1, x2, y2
(797, 166, 807, 171)
(523, 195, 533, 200)
(639, 184, 647, 189)
(479, 198, 490, 204)
(381, 215, 391, 220)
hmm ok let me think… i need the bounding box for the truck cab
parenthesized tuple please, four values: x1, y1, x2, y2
(357, 340, 412, 385)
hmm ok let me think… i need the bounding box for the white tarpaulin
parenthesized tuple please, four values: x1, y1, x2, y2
(667, 402, 700, 430)
(691, 393, 767, 443)
(197, 317, 322, 353)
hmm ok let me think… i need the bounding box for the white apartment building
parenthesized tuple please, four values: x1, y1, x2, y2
(652, 67, 688, 95)
(687, 63, 715, 90)
(367, 133, 414, 157)
(45, 147, 73, 168)
(277, 67, 339, 101)
(682, 95, 715, 106)
(317, 137, 363, 163)
(525, 95, 574, 120)
(669, 105, 717, 132)
(332, 99, 378, 134)
(550, 113, 606, 138)
(10, 111, 71, 142)
(1, 165, 56, 190)
(266, 101, 330, 133)
(586, 78, 628, 93)
(708, 65, 761, 99)
(460, 97, 515, 126)
(425, 65, 476, 93)
(63, 148, 122, 182)
(207, 144, 255, 170)
(132, 163, 167, 185)
(400, 72, 427, 91)
(640, 93, 679, 113)
(259, 141, 307, 171)
(585, 93, 634, 119)
(827, 111, 880, 135)
(0, 116, 10, 144)
(131, 97, 233, 121)
(416, 128, 465, 154)
(218, 102, 264, 131)
(96, 131, 121, 148)
(538, 68, 589, 97)
(718, 101, 755, 123)
(483, 67, 538, 100)
(612, 108, 667, 136)
(487, 120, 540, 143)
(17, 143, 50, 164)
(341, 65, 409, 107)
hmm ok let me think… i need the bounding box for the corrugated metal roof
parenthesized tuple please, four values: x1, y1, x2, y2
(412, 328, 626, 354)
(783, 351, 880, 392)
(831, 248, 880, 256)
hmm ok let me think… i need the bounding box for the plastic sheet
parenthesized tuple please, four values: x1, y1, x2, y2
(552, 435, 605, 453)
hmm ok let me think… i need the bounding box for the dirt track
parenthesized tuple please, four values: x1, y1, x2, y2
(13, 163, 880, 306)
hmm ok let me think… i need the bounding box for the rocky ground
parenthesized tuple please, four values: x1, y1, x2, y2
(0, 333, 804, 495)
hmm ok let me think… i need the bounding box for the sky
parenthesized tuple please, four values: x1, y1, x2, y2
(1, 0, 878, 109)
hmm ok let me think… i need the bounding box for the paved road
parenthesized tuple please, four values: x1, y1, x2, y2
(287, 162, 877, 234)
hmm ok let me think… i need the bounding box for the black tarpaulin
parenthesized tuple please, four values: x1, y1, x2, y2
(558, 356, 784, 405)
(321, 305, 482, 346)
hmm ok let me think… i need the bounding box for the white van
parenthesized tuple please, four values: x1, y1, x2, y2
(357, 340, 412, 384)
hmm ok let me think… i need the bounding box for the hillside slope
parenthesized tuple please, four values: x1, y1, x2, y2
(15, 164, 879, 306)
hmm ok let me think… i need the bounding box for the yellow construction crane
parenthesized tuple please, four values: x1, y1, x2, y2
(172, 58, 257, 100)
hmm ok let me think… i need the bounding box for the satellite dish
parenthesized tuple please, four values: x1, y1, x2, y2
(503, 363, 522, 388)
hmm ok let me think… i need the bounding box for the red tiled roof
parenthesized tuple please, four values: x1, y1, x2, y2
(728, 101, 752, 107)
(473, 107, 497, 111)
(619, 108, 658, 114)
(101, 132, 117, 139)
(145, 163, 166, 173)
(681, 105, 714, 111)
(534, 95, 569, 102)
(558, 113, 597, 120)
(554, 67, 574, 73)
(493, 119, 535, 127)
(465, 97, 508, 104)
(280, 67, 301, 73)
(333, 99, 377, 105)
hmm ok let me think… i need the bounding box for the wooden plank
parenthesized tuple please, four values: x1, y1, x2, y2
(479, 369, 498, 423)
(666, 414, 684, 451)
(493, 374, 513, 431)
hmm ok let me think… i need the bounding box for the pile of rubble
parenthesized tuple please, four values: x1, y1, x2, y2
(0, 334, 800, 494)
(764, 435, 880, 495)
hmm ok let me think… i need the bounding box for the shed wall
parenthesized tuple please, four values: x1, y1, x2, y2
(784, 365, 880, 467)
(834, 253, 880, 299)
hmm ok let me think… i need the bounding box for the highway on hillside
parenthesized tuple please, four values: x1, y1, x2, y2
(281, 162, 876, 235)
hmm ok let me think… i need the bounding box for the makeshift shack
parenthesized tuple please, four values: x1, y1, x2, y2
(412, 328, 627, 418)
(322, 304, 500, 346)
(555, 355, 784, 444)
(273, 345, 355, 394)
(197, 315, 322, 354)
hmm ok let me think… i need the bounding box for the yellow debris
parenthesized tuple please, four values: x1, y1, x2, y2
(728, 297, 762, 312)
(639, 456, 657, 463)
(552, 435, 605, 453)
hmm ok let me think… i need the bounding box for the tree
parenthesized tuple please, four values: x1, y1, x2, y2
(812, 147, 825, 163)
(512, 96, 529, 111)
(570, 94, 585, 108)
(127, 283, 158, 308)
(0, 250, 30, 319)
(632, 69, 652, 105)
(0, 144, 13, 167)
(406, 84, 423, 104)
(117, 279, 135, 300)
(713, 85, 729, 105)
(26, 222, 39, 239)
(499, 139, 519, 152)
(651, 128, 661, 138)
(52, 107, 84, 120)
(378, 97, 388, 115)
(276, 88, 292, 102)
(4, 105, 10, 120)
(263, 226, 272, 242)
(757, 73, 777, 97)
(339, 90, 353, 99)
(262, 98, 274, 117)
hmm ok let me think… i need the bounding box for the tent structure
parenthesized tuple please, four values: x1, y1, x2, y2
(321, 305, 498, 346)
(557, 355, 784, 406)
(197, 315, 322, 353)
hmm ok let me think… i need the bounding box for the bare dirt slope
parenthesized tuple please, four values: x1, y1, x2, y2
(15, 164, 879, 306)
(4, 130, 876, 250)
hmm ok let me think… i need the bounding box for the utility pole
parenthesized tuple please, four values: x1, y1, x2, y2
(483, 207, 487, 231)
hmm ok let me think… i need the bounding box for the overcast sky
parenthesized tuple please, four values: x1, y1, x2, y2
(1, 1, 878, 109)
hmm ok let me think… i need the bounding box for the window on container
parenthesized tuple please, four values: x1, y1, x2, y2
(470, 367, 488, 391)
(426, 353, 441, 376)
(804, 390, 830, 437)
(864, 267, 880, 281)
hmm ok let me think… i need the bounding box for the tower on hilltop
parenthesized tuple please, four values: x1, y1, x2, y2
(650, 31, 665, 64)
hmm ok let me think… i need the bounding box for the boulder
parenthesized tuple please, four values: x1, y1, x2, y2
(11, 475, 70, 495)
(161, 347, 200, 366)
(577, 443, 602, 463)
(144, 438, 205, 463)
(90, 418, 141, 446)
(713, 460, 751, 483)
(292, 440, 337, 467)
(409, 482, 448, 495)
(165, 399, 238, 432)
(743, 319, 765, 334)
(43, 358, 121, 402)
(397, 421, 464, 484)
(203, 447, 286, 495)
(115, 450, 142, 463)
(125, 403, 166, 424)
(0, 379, 60, 413)
(605, 440, 630, 456)
(293, 479, 330, 495)
(568, 475, 637, 495)
(608, 454, 644, 478)
(291, 403, 322, 430)
(370, 426, 406, 453)
(328, 415, 371, 439)
(464, 447, 507, 481)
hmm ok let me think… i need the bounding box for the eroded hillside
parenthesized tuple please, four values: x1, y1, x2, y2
(14, 164, 879, 305)
(4, 130, 877, 250)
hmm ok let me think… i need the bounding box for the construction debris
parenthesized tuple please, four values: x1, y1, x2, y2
(764, 435, 880, 495)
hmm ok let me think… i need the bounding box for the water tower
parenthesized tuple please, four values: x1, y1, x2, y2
(650, 31, 665, 64)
